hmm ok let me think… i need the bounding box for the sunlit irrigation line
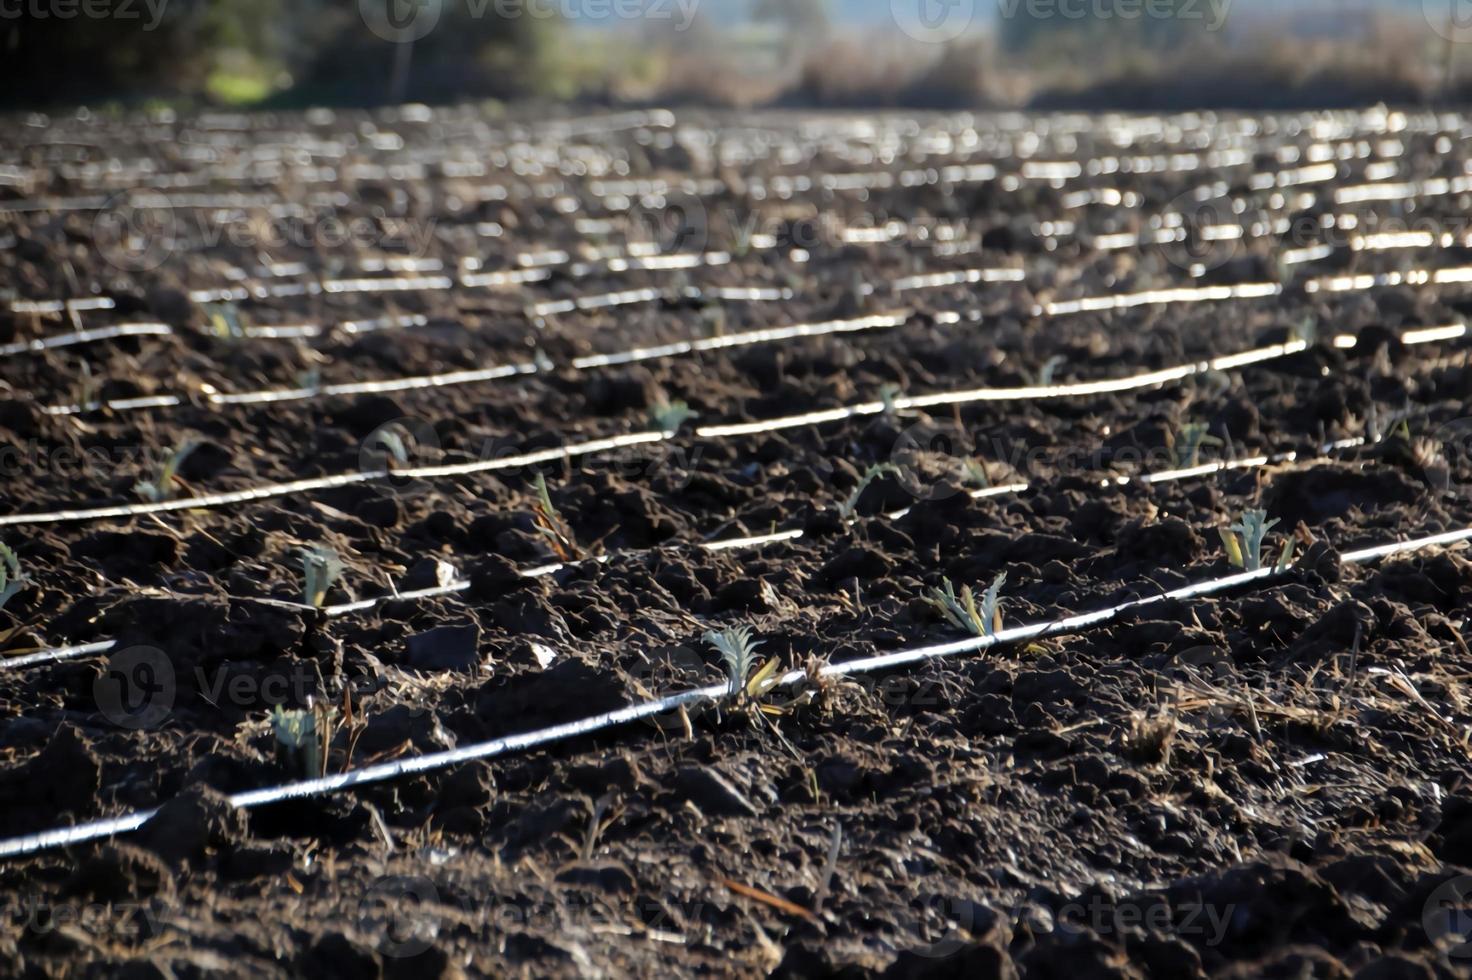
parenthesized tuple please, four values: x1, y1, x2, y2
(0, 338, 1314, 529)
(0, 323, 172, 358)
(0, 522, 1467, 861)
(0, 434, 1376, 672)
(41, 312, 911, 414)
(9, 315, 1464, 529)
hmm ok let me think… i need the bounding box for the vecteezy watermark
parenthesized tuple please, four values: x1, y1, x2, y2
(996, 0, 1231, 31)
(1425, 0, 1472, 44)
(359, 417, 442, 500)
(358, 0, 700, 43)
(94, 646, 176, 730)
(92, 191, 439, 274)
(0, 0, 170, 29)
(892, 0, 979, 43)
(1054, 895, 1234, 946)
(92, 192, 176, 274)
(96, 647, 392, 730)
(1424, 874, 1472, 961)
(359, 876, 442, 958)
(5, 891, 175, 941)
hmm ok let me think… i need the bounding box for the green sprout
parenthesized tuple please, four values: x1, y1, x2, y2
(271, 702, 338, 778)
(648, 397, 698, 434)
(925, 573, 1006, 638)
(959, 457, 992, 489)
(532, 473, 583, 562)
(300, 547, 345, 609)
(364, 423, 413, 468)
(705, 625, 780, 705)
(134, 440, 202, 502)
(1219, 509, 1293, 572)
(203, 301, 246, 339)
(878, 383, 903, 416)
(1174, 422, 1223, 470)
(838, 463, 900, 520)
(1038, 355, 1066, 387)
(0, 542, 30, 614)
(1291, 315, 1318, 346)
(74, 361, 101, 411)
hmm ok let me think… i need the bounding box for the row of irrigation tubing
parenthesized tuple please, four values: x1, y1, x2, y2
(36, 268, 1441, 419)
(0, 317, 1462, 536)
(0, 336, 1317, 530)
(0, 523, 1468, 861)
(7, 316, 1460, 670)
(0, 431, 1381, 673)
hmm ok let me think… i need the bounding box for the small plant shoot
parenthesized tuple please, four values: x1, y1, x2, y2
(925, 572, 1006, 638)
(300, 547, 345, 608)
(135, 440, 202, 502)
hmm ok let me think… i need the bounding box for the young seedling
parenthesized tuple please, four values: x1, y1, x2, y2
(73, 361, 101, 411)
(647, 397, 697, 434)
(0, 541, 30, 615)
(838, 463, 900, 519)
(203, 301, 246, 340)
(959, 457, 992, 489)
(1291, 315, 1318, 346)
(532, 473, 584, 562)
(1038, 355, 1066, 387)
(1173, 422, 1223, 470)
(878, 383, 903, 416)
(925, 572, 1006, 638)
(364, 422, 414, 469)
(705, 625, 781, 708)
(295, 367, 322, 393)
(1219, 509, 1292, 572)
(134, 440, 201, 502)
(300, 547, 345, 609)
(270, 700, 339, 778)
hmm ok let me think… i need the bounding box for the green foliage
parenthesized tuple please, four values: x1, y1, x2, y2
(838, 463, 900, 519)
(300, 547, 344, 609)
(271, 702, 337, 778)
(1174, 423, 1222, 470)
(706, 625, 761, 697)
(0, 542, 29, 614)
(1219, 509, 1289, 572)
(648, 398, 698, 434)
(135, 440, 202, 503)
(925, 573, 1006, 638)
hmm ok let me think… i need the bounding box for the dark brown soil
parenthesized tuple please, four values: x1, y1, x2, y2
(1, 105, 1472, 978)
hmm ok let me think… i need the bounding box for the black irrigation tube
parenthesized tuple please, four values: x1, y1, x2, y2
(0, 524, 1467, 861)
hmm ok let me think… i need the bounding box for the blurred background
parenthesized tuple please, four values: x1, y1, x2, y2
(0, 0, 1462, 112)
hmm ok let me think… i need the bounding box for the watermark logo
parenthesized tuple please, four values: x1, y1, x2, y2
(1428, 417, 1472, 495)
(359, 416, 441, 499)
(892, 0, 977, 43)
(996, 0, 1231, 32)
(891, 420, 978, 503)
(92, 191, 176, 273)
(94, 645, 175, 730)
(360, 0, 444, 42)
(1159, 187, 1241, 274)
(0, 0, 171, 29)
(627, 191, 709, 255)
(1425, 0, 1472, 44)
(358, 875, 442, 958)
(1424, 874, 1472, 960)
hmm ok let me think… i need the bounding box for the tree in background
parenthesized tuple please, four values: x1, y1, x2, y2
(0, 0, 560, 108)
